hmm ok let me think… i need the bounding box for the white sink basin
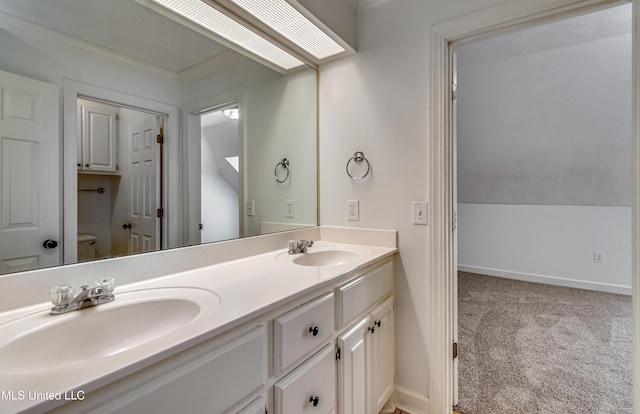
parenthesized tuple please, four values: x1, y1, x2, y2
(277, 245, 365, 267)
(0, 288, 220, 375)
(293, 249, 362, 267)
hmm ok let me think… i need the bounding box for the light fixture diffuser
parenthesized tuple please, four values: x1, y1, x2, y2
(229, 0, 345, 59)
(150, 0, 305, 70)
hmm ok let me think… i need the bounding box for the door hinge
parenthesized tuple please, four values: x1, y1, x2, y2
(336, 347, 341, 360)
(453, 342, 458, 359)
(452, 81, 457, 101)
(156, 208, 164, 218)
(198, 223, 203, 230)
(452, 211, 458, 231)
(157, 134, 164, 144)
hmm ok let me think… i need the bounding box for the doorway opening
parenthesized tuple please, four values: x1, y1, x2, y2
(76, 97, 165, 262)
(453, 4, 632, 412)
(427, 1, 639, 413)
(199, 103, 241, 244)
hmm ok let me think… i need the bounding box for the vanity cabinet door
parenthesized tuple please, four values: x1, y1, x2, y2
(236, 396, 266, 414)
(274, 345, 336, 414)
(337, 316, 371, 414)
(370, 297, 395, 413)
(335, 261, 393, 329)
(102, 326, 266, 414)
(274, 292, 334, 374)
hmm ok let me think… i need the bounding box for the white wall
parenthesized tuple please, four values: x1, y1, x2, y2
(455, 6, 632, 206)
(77, 174, 112, 259)
(458, 203, 632, 293)
(318, 0, 515, 408)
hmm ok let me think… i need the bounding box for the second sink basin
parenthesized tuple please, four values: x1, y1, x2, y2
(277, 244, 366, 267)
(0, 287, 221, 375)
(293, 249, 362, 267)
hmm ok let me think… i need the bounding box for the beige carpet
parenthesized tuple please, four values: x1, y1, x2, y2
(456, 272, 632, 414)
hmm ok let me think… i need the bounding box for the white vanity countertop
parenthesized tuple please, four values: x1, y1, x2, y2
(0, 239, 396, 414)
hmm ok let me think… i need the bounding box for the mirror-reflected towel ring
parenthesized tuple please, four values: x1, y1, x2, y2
(274, 158, 290, 183)
(346, 151, 370, 180)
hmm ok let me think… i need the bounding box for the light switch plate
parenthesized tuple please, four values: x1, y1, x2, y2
(412, 202, 427, 225)
(285, 199, 294, 218)
(246, 200, 255, 216)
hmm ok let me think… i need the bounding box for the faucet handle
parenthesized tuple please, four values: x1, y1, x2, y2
(95, 278, 115, 295)
(50, 284, 74, 306)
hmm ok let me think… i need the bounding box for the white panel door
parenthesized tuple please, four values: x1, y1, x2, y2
(337, 316, 370, 414)
(0, 70, 59, 274)
(127, 118, 160, 254)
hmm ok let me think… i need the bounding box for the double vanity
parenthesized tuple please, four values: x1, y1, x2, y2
(0, 227, 397, 414)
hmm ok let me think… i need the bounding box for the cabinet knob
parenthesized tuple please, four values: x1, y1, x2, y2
(368, 326, 375, 334)
(308, 326, 319, 337)
(375, 320, 381, 327)
(122, 223, 132, 229)
(309, 396, 319, 407)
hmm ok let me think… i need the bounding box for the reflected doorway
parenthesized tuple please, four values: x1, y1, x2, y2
(76, 98, 165, 261)
(199, 104, 240, 244)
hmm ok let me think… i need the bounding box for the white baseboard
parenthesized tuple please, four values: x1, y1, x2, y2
(458, 265, 632, 295)
(394, 385, 429, 414)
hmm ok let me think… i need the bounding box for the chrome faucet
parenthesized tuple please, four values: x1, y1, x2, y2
(288, 239, 314, 254)
(50, 278, 115, 315)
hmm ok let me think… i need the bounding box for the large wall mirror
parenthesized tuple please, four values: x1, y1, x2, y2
(0, 0, 318, 275)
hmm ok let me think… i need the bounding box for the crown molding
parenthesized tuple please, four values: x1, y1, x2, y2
(0, 10, 179, 81)
(358, 0, 397, 13)
(178, 50, 247, 83)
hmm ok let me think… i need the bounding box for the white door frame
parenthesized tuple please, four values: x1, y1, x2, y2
(427, 0, 638, 413)
(63, 79, 181, 263)
(183, 86, 246, 245)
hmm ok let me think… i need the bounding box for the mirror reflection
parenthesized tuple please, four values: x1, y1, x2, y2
(0, 0, 318, 275)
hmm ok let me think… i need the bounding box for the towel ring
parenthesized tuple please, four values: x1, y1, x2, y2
(346, 151, 370, 180)
(274, 158, 290, 183)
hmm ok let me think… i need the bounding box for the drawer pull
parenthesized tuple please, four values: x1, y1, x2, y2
(308, 326, 319, 337)
(309, 396, 320, 407)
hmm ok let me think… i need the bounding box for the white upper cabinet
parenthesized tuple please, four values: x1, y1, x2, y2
(78, 99, 118, 174)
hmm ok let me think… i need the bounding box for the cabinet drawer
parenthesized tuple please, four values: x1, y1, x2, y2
(336, 261, 393, 328)
(274, 292, 334, 374)
(274, 345, 336, 414)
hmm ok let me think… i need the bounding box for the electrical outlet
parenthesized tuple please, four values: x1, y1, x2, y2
(347, 200, 359, 221)
(412, 202, 427, 225)
(594, 250, 605, 263)
(246, 200, 255, 217)
(285, 199, 295, 218)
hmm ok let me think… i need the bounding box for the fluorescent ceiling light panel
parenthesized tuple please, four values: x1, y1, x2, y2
(230, 0, 345, 59)
(151, 0, 305, 70)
